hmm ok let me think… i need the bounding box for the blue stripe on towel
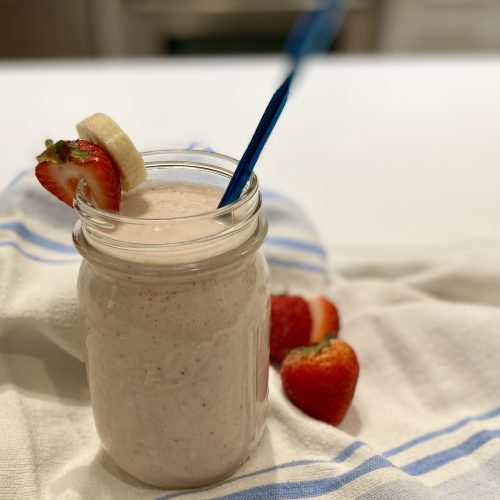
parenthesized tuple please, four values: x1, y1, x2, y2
(212, 459, 321, 492)
(334, 441, 365, 463)
(261, 189, 319, 208)
(384, 405, 500, 457)
(187, 142, 214, 153)
(212, 429, 500, 500)
(213, 456, 394, 500)
(223, 441, 365, 489)
(0, 218, 326, 276)
(158, 441, 368, 500)
(261, 189, 288, 201)
(0, 241, 79, 265)
(156, 406, 500, 500)
(3, 171, 327, 273)
(0, 221, 76, 253)
(265, 236, 326, 258)
(266, 256, 326, 275)
(402, 428, 500, 476)
(2, 170, 30, 191)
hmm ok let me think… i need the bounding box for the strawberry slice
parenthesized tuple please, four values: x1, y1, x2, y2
(35, 139, 121, 211)
(308, 296, 340, 344)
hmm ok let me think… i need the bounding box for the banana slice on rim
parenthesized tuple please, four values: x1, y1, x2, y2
(77, 113, 147, 192)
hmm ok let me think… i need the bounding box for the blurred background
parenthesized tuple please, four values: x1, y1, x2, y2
(1, 0, 500, 59)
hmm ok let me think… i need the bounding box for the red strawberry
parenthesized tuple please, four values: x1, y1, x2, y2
(35, 139, 121, 211)
(281, 335, 359, 425)
(308, 296, 340, 343)
(270, 295, 312, 363)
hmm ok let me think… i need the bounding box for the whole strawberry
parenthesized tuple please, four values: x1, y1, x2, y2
(281, 335, 359, 425)
(270, 295, 312, 363)
(35, 139, 121, 211)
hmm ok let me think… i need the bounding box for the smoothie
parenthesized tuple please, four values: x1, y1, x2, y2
(74, 156, 270, 489)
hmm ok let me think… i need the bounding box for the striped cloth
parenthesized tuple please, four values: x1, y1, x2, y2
(1, 170, 499, 500)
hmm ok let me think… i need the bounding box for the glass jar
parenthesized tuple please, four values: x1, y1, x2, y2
(73, 150, 270, 489)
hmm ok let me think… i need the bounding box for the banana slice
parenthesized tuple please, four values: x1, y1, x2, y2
(77, 113, 147, 192)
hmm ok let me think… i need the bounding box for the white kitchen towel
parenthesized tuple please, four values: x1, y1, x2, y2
(1, 171, 500, 500)
(0, 170, 327, 362)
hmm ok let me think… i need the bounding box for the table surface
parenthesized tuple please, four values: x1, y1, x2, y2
(1, 56, 499, 247)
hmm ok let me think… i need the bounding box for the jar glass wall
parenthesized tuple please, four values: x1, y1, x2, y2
(73, 150, 270, 489)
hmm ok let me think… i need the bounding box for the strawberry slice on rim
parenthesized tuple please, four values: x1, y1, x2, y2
(35, 139, 121, 211)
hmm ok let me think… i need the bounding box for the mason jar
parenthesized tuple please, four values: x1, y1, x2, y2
(72, 150, 270, 489)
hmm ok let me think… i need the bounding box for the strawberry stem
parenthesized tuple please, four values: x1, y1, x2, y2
(292, 332, 335, 357)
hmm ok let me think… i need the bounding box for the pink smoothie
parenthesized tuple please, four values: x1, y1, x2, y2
(77, 181, 270, 488)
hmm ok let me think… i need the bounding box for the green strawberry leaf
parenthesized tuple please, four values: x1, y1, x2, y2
(54, 140, 65, 154)
(291, 333, 335, 357)
(68, 140, 89, 158)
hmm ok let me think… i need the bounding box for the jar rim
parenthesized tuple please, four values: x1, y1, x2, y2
(74, 149, 259, 224)
(72, 149, 267, 271)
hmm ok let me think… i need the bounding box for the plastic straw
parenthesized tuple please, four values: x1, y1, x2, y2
(218, 0, 344, 208)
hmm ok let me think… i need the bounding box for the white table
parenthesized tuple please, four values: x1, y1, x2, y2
(1, 58, 500, 500)
(1, 56, 499, 247)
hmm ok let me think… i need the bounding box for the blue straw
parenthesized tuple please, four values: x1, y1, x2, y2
(218, 0, 344, 208)
(285, 0, 344, 71)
